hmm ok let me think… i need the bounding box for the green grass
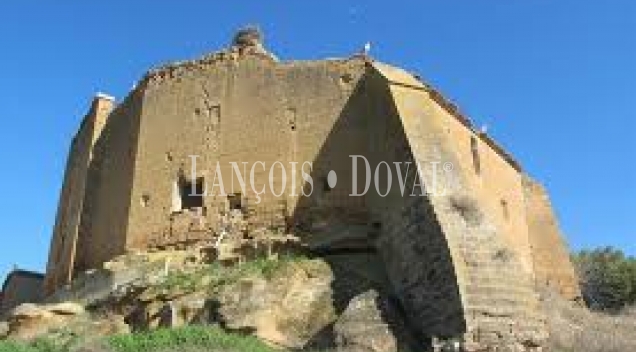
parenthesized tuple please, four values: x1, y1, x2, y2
(0, 256, 312, 352)
(157, 255, 305, 294)
(108, 325, 277, 352)
(0, 326, 278, 352)
(0, 338, 71, 352)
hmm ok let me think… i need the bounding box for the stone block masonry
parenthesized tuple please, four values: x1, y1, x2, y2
(43, 31, 581, 351)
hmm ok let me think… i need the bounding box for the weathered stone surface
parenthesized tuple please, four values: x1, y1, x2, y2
(216, 260, 337, 348)
(332, 290, 414, 352)
(4, 301, 128, 341)
(11, 304, 53, 320)
(523, 176, 582, 300)
(38, 30, 582, 352)
(7, 304, 65, 340)
(46, 302, 84, 316)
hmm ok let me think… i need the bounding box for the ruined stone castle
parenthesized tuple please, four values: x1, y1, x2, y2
(43, 30, 581, 349)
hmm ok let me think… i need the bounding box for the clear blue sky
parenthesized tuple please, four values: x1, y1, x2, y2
(0, 1, 634, 280)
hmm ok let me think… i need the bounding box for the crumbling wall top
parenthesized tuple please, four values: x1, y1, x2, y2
(139, 27, 280, 88)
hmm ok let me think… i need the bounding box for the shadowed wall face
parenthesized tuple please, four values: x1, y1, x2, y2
(1, 271, 44, 318)
(366, 74, 467, 337)
(292, 70, 467, 338)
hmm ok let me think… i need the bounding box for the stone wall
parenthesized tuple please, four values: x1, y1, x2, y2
(124, 56, 368, 251)
(42, 44, 582, 350)
(43, 95, 114, 294)
(523, 175, 582, 300)
(276, 67, 469, 340)
(1, 270, 44, 318)
(379, 63, 547, 349)
(74, 89, 145, 272)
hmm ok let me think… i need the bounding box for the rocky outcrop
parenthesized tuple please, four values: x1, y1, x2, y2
(331, 290, 419, 352)
(215, 260, 336, 348)
(3, 302, 128, 342)
(2, 248, 424, 352)
(2, 244, 554, 351)
(111, 256, 416, 351)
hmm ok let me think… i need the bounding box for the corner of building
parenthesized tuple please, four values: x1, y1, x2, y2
(43, 93, 116, 296)
(522, 174, 582, 301)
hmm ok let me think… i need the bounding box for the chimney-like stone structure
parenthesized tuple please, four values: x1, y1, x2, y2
(43, 93, 115, 294)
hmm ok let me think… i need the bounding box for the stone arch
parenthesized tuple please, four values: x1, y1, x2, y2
(374, 62, 548, 350)
(290, 66, 467, 344)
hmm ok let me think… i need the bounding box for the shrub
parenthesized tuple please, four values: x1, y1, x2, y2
(572, 247, 636, 311)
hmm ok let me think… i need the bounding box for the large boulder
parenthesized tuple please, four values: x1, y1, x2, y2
(45, 302, 85, 316)
(333, 290, 413, 352)
(216, 259, 337, 348)
(4, 302, 128, 341)
(8, 303, 60, 340)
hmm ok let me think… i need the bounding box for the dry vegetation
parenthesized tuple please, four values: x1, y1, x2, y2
(543, 291, 636, 352)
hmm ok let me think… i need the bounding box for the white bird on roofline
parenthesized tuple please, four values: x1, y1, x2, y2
(363, 42, 372, 56)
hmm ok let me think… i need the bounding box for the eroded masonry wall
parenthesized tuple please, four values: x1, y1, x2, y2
(380, 63, 547, 349)
(523, 176, 581, 300)
(44, 96, 114, 293)
(124, 56, 369, 250)
(108, 56, 468, 339)
(285, 66, 467, 338)
(421, 94, 535, 275)
(74, 89, 144, 273)
(362, 71, 467, 337)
